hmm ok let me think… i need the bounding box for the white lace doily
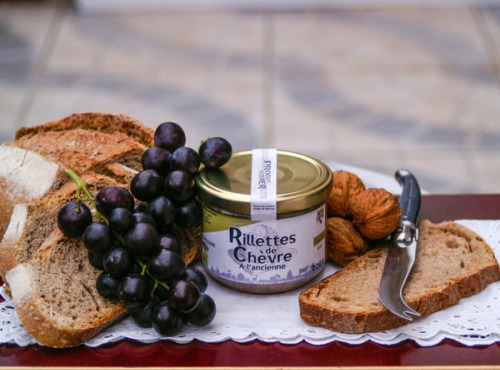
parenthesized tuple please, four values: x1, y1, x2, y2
(1, 219, 499, 348)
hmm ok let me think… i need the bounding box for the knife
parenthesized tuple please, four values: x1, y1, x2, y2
(379, 169, 421, 321)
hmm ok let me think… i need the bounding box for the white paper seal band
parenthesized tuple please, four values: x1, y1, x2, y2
(250, 148, 277, 221)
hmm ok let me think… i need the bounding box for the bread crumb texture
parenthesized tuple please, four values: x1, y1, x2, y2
(7, 230, 127, 348)
(0, 145, 59, 200)
(36, 233, 124, 325)
(299, 220, 500, 334)
(5, 264, 31, 304)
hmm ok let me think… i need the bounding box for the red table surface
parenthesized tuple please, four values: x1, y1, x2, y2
(1, 193, 500, 368)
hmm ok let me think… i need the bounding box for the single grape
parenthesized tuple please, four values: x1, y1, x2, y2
(103, 247, 134, 278)
(95, 186, 135, 217)
(183, 266, 208, 293)
(147, 249, 186, 282)
(57, 201, 93, 238)
(170, 147, 200, 176)
(187, 293, 216, 326)
(124, 222, 160, 256)
(151, 301, 185, 336)
(82, 222, 113, 254)
(131, 297, 160, 328)
(142, 147, 171, 176)
(96, 272, 120, 300)
(163, 170, 194, 203)
(175, 198, 202, 228)
(154, 122, 186, 153)
(108, 207, 135, 234)
(198, 137, 232, 168)
(158, 234, 184, 256)
(169, 279, 201, 314)
(88, 251, 105, 270)
(118, 273, 151, 308)
(130, 169, 164, 202)
(133, 211, 157, 228)
(147, 196, 176, 232)
(134, 204, 148, 213)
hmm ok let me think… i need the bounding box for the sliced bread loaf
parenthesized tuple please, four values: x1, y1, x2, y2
(299, 220, 500, 333)
(0, 171, 127, 281)
(0, 113, 154, 240)
(11, 113, 154, 173)
(12, 112, 154, 174)
(11, 128, 147, 175)
(5, 228, 128, 348)
(15, 112, 154, 147)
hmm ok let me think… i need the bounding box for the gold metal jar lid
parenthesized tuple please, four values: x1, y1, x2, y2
(195, 150, 332, 215)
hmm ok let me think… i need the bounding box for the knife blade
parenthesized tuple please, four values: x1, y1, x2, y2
(379, 169, 421, 321)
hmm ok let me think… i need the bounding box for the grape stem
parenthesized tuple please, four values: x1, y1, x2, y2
(198, 137, 210, 153)
(134, 256, 170, 295)
(65, 169, 105, 222)
(66, 169, 170, 297)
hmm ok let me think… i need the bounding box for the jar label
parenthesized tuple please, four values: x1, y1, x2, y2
(201, 205, 327, 288)
(250, 148, 277, 221)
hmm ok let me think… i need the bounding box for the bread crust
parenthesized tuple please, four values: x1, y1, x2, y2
(12, 269, 128, 348)
(12, 128, 147, 174)
(6, 230, 128, 348)
(15, 112, 154, 147)
(15, 304, 127, 349)
(299, 220, 500, 334)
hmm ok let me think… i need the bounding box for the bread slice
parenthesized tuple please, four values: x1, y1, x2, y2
(15, 112, 154, 147)
(14, 112, 154, 165)
(0, 114, 151, 277)
(299, 220, 500, 333)
(0, 145, 64, 240)
(0, 113, 154, 240)
(0, 165, 201, 283)
(0, 171, 126, 281)
(12, 112, 153, 173)
(101, 162, 138, 185)
(11, 128, 147, 175)
(1, 167, 202, 347)
(5, 228, 128, 348)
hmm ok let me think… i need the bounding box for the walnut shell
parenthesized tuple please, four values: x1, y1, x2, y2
(326, 217, 369, 267)
(350, 188, 401, 240)
(327, 170, 366, 219)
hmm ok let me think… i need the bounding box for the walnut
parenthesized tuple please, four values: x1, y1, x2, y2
(327, 170, 366, 219)
(350, 188, 401, 240)
(326, 217, 369, 267)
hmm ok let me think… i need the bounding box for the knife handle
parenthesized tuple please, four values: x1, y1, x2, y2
(395, 169, 421, 224)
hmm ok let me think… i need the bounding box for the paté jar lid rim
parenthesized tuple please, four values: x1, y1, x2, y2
(195, 149, 333, 215)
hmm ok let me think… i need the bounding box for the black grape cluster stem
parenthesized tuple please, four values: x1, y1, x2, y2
(65, 168, 171, 296)
(65, 169, 104, 222)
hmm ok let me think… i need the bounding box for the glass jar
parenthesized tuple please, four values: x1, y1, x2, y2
(195, 149, 332, 294)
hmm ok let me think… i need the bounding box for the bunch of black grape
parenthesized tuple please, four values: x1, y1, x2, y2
(57, 121, 232, 336)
